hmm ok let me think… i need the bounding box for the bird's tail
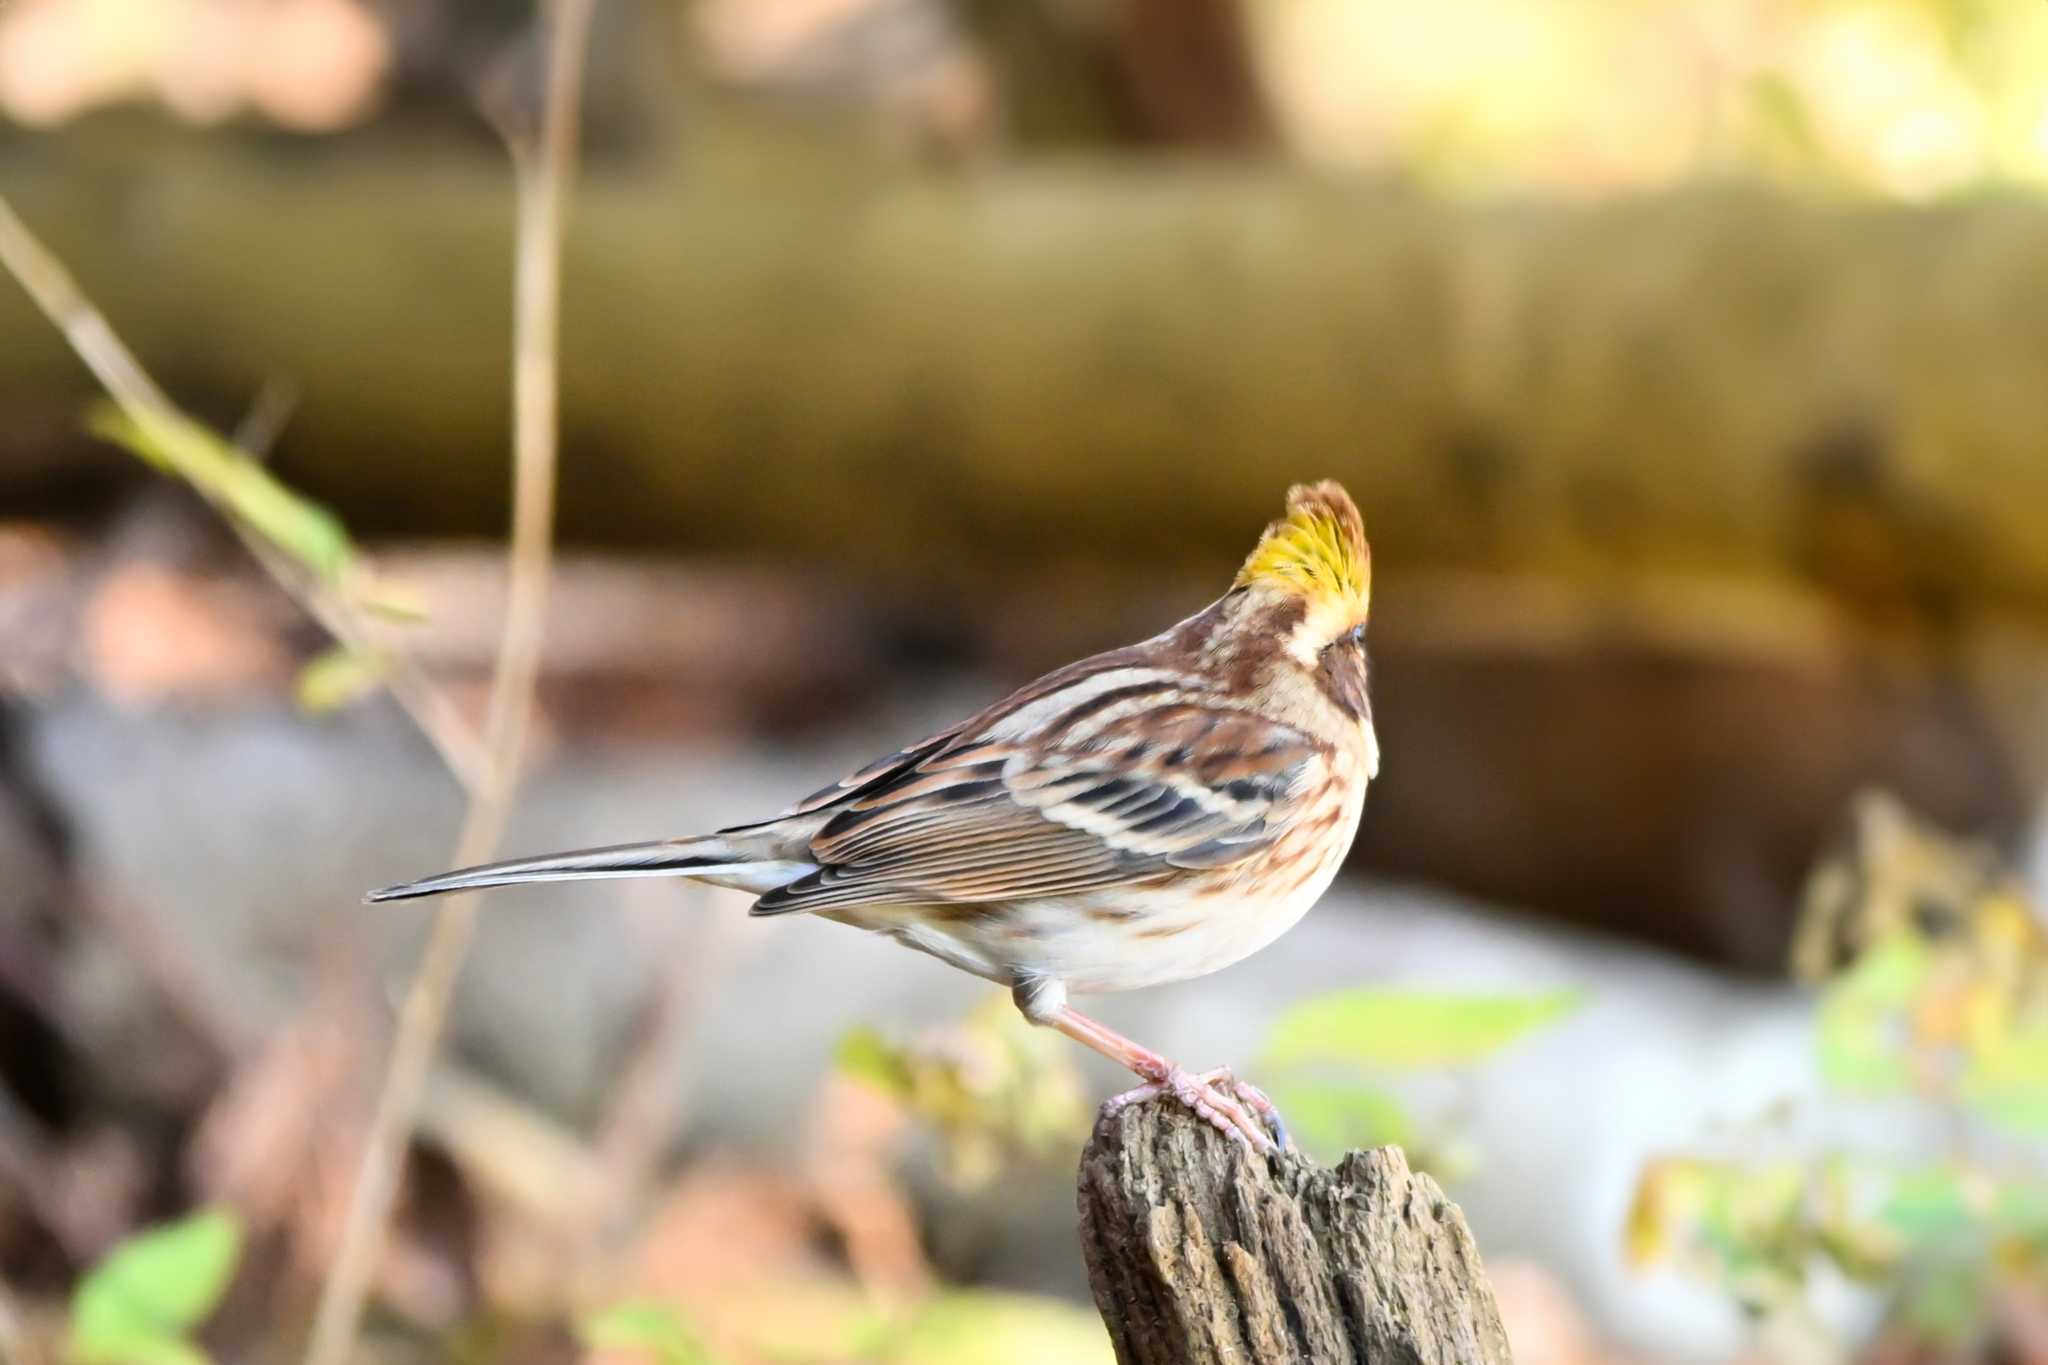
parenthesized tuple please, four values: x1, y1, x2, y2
(364, 833, 814, 903)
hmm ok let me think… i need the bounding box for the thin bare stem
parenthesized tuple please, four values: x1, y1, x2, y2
(0, 197, 491, 787)
(0, 3, 597, 1350)
(239, 528, 493, 789)
(301, 2, 597, 1361)
(0, 197, 175, 414)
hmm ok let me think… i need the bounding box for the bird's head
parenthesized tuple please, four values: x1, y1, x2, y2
(1233, 480, 1371, 667)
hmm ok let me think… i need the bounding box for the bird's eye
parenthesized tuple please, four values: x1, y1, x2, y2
(1323, 623, 1367, 656)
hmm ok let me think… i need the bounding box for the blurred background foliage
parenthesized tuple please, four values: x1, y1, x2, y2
(1243, 0, 2048, 197)
(1629, 795, 2048, 1362)
(3, 1, 2048, 1363)
(1258, 986, 1580, 1175)
(10, 0, 2048, 197)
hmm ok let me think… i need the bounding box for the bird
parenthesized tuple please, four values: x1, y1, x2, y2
(369, 480, 1379, 1153)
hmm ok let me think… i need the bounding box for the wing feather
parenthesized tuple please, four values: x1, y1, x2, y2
(749, 681, 1323, 916)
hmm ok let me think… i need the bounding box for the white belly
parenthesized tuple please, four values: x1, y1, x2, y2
(842, 775, 1366, 997)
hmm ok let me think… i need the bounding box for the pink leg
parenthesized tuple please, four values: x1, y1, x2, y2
(1046, 1005, 1285, 1155)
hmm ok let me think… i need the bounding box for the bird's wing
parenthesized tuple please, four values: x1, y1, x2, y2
(748, 700, 1323, 915)
(783, 727, 970, 816)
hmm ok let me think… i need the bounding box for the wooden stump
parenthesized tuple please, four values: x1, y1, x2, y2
(1077, 1103, 1513, 1365)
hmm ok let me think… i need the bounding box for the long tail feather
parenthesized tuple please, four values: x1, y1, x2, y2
(365, 837, 812, 902)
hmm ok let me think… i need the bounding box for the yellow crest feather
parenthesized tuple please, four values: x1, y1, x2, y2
(1234, 480, 1371, 620)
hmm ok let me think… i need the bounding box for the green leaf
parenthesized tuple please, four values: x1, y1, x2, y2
(79, 1340, 212, 1365)
(576, 1301, 716, 1365)
(88, 404, 356, 587)
(1958, 1025, 2048, 1136)
(1815, 995, 1916, 1092)
(1831, 933, 1933, 1007)
(1262, 989, 1581, 1070)
(1877, 1167, 1983, 1245)
(1266, 1079, 1416, 1158)
(833, 1025, 912, 1099)
(294, 646, 387, 715)
(354, 581, 430, 624)
(71, 1208, 242, 1365)
(886, 1290, 1112, 1365)
(1814, 935, 1931, 1094)
(1992, 1176, 2048, 1244)
(1898, 1257, 1995, 1347)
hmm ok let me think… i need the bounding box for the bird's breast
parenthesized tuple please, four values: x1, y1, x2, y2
(989, 754, 1369, 995)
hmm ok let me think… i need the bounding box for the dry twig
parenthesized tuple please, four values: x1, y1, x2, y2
(1, 2, 613, 1350)
(300, 2, 598, 1360)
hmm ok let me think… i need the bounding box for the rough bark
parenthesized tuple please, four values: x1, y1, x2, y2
(1078, 1103, 1513, 1365)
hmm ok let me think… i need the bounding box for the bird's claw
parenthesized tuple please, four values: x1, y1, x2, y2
(1105, 1064, 1291, 1156)
(1205, 1069, 1293, 1151)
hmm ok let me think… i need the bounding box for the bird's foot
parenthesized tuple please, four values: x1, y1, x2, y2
(1201, 1068, 1292, 1151)
(1104, 1064, 1289, 1155)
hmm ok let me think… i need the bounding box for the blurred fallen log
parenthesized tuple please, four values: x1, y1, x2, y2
(1077, 1104, 1512, 1365)
(12, 119, 2048, 968)
(6, 119, 2048, 613)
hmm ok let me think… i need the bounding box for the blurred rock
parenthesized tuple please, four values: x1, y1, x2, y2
(80, 560, 296, 705)
(12, 127, 2048, 618)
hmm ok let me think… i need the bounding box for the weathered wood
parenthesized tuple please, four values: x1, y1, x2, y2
(1078, 1103, 1513, 1365)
